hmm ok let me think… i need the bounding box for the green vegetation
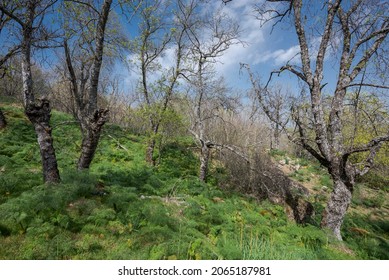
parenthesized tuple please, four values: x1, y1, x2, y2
(0, 104, 388, 259)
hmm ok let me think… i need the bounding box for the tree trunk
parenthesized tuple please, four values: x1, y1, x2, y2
(321, 178, 353, 240)
(145, 123, 160, 166)
(19, 10, 60, 184)
(75, 0, 112, 170)
(199, 144, 210, 182)
(0, 108, 6, 129)
(78, 109, 109, 170)
(25, 99, 60, 183)
(87, 0, 112, 115)
(271, 129, 280, 150)
(145, 138, 156, 166)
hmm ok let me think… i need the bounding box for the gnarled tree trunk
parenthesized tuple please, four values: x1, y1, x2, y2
(25, 99, 60, 183)
(321, 178, 353, 240)
(18, 3, 60, 184)
(0, 108, 6, 129)
(78, 108, 109, 170)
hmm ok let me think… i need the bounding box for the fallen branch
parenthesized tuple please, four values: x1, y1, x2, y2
(107, 134, 130, 153)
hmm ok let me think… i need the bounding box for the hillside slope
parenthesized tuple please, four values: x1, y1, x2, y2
(0, 103, 388, 259)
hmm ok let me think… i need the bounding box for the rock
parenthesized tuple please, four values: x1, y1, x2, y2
(293, 164, 301, 171)
(212, 197, 225, 203)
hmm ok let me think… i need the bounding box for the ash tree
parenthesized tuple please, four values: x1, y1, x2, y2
(0, 0, 61, 183)
(241, 0, 389, 240)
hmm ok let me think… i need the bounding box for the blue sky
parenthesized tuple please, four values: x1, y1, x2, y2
(119, 0, 342, 97)
(1, 0, 384, 99)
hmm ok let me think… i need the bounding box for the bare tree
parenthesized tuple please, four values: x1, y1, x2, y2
(0, 7, 21, 129)
(183, 2, 240, 182)
(99, 73, 135, 126)
(246, 0, 389, 240)
(127, 0, 196, 165)
(242, 63, 291, 150)
(0, 0, 60, 183)
(62, 0, 113, 170)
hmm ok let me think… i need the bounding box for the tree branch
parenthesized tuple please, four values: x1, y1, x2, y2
(64, 0, 100, 15)
(344, 83, 389, 90)
(344, 133, 389, 157)
(0, 45, 21, 67)
(349, 21, 389, 81)
(0, 4, 24, 27)
(313, 0, 341, 84)
(291, 0, 313, 86)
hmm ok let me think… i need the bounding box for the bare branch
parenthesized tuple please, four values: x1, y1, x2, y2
(0, 45, 21, 67)
(357, 144, 383, 176)
(344, 133, 389, 157)
(345, 83, 389, 90)
(313, 0, 341, 84)
(0, 4, 24, 27)
(291, 0, 313, 86)
(349, 22, 389, 81)
(292, 106, 330, 167)
(64, 0, 100, 15)
(210, 143, 251, 164)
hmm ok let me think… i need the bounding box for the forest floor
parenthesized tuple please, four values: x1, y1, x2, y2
(0, 102, 388, 259)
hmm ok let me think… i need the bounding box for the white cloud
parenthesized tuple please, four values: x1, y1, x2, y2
(213, 0, 267, 81)
(258, 44, 301, 65)
(124, 0, 309, 91)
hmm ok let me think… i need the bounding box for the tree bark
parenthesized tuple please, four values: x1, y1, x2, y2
(63, 0, 112, 170)
(145, 138, 156, 166)
(25, 99, 60, 183)
(17, 3, 60, 184)
(271, 124, 280, 150)
(321, 178, 353, 240)
(199, 144, 210, 182)
(77, 108, 109, 170)
(145, 122, 160, 165)
(0, 108, 6, 129)
(87, 0, 112, 115)
(77, 0, 111, 170)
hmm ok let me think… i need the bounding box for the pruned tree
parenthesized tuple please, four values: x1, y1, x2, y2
(0, 0, 60, 183)
(61, 0, 113, 170)
(243, 0, 389, 240)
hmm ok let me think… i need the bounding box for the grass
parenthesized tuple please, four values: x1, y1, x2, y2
(0, 103, 388, 259)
